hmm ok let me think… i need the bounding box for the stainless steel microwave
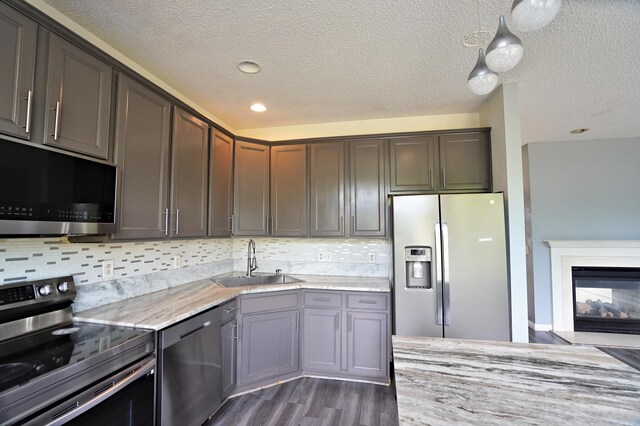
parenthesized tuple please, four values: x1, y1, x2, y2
(0, 139, 117, 235)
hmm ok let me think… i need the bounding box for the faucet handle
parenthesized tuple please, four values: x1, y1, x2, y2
(275, 269, 282, 275)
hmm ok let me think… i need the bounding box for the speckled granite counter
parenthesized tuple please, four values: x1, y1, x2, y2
(74, 274, 389, 330)
(392, 336, 640, 425)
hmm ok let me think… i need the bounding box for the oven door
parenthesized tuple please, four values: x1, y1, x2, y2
(23, 356, 155, 426)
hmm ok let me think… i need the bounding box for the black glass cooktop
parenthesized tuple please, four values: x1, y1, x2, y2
(0, 322, 152, 395)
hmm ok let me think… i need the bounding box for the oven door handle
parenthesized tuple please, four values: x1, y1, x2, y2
(43, 358, 156, 426)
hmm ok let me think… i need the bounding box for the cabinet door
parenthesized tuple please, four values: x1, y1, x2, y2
(439, 133, 490, 192)
(302, 308, 341, 373)
(348, 139, 386, 237)
(270, 144, 307, 236)
(238, 310, 299, 385)
(44, 34, 112, 159)
(233, 141, 269, 236)
(221, 319, 237, 397)
(170, 107, 209, 237)
(309, 142, 345, 237)
(0, 3, 37, 140)
(209, 129, 234, 237)
(347, 311, 388, 378)
(113, 75, 171, 239)
(389, 136, 438, 192)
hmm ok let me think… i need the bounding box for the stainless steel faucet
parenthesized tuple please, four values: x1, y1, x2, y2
(246, 239, 258, 276)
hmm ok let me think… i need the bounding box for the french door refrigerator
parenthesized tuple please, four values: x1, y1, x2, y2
(392, 193, 510, 341)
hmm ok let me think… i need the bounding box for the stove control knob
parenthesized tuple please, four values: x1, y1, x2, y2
(57, 282, 69, 293)
(38, 284, 52, 296)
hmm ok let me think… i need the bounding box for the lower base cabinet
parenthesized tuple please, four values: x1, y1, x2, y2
(347, 311, 388, 378)
(302, 308, 342, 372)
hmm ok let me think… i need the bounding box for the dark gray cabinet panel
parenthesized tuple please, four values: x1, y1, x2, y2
(270, 144, 307, 236)
(44, 34, 112, 159)
(113, 75, 171, 239)
(170, 107, 209, 237)
(348, 139, 386, 237)
(347, 311, 388, 378)
(389, 136, 438, 192)
(209, 129, 234, 237)
(0, 3, 37, 140)
(233, 141, 270, 236)
(302, 308, 341, 373)
(439, 133, 490, 192)
(238, 310, 299, 385)
(221, 318, 237, 397)
(309, 142, 345, 237)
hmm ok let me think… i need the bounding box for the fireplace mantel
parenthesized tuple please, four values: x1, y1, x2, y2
(544, 240, 640, 332)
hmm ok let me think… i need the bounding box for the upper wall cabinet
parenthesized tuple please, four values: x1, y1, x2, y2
(309, 142, 345, 237)
(208, 129, 234, 237)
(113, 75, 171, 239)
(389, 136, 438, 192)
(0, 3, 37, 140)
(348, 139, 387, 237)
(270, 144, 307, 237)
(439, 133, 490, 192)
(233, 141, 270, 236)
(170, 107, 209, 237)
(44, 34, 112, 159)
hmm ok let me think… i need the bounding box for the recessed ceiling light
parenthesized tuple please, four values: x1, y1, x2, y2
(237, 60, 261, 74)
(250, 103, 267, 112)
(570, 128, 589, 134)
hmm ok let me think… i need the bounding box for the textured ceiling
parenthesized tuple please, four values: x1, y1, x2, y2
(41, 0, 640, 144)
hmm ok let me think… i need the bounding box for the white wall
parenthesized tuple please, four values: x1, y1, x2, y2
(479, 82, 529, 342)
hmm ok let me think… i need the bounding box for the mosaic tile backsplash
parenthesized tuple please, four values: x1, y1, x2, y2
(0, 236, 390, 312)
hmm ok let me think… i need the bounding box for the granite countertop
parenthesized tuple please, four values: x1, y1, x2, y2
(392, 336, 640, 425)
(74, 273, 389, 330)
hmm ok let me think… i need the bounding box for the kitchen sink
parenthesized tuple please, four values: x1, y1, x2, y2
(214, 274, 304, 287)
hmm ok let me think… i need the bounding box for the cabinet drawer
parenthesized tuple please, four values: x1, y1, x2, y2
(303, 291, 342, 308)
(346, 293, 387, 311)
(241, 291, 299, 314)
(221, 299, 238, 323)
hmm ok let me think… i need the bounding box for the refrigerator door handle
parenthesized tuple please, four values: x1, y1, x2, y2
(442, 222, 451, 326)
(434, 222, 444, 326)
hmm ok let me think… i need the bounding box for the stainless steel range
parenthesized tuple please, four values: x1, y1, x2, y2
(0, 276, 155, 425)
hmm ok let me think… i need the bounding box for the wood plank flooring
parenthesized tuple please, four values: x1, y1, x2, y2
(207, 377, 399, 426)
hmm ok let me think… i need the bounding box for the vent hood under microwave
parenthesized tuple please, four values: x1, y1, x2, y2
(0, 139, 117, 236)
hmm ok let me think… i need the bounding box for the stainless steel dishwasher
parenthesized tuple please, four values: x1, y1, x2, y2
(158, 306, 222, 426)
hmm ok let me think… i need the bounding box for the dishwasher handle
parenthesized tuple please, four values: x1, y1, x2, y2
(179, 321, 211, 340)
(161, 308, 223, 349)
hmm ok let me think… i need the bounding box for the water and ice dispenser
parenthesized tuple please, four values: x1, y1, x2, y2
(404, 246, 432, 289)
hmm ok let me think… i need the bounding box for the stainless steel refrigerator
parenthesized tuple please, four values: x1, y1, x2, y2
(392, 193, 510, 341)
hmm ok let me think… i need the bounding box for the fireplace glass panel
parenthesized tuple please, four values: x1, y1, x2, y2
(572, 266, 640, 334)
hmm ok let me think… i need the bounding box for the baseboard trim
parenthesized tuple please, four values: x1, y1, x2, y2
(528, 320, 552, 331)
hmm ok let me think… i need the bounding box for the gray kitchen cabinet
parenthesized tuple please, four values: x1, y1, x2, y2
(302, 308, 341, 373)
(346, 310, 388, 378)
(208, 129, 234, 237)
(389, 136, 438, 192)
(170, 107, 209, 237)
(113, 74, 171, 239)
(270, 144, 307, 236)
(439, 133, 490, 192)
(348, 139, 386, 237)
(309, 141, 345, 237)
(44, 33, 112, 159)
(238, 309, 300, 385)
(221, 318, 237, 397)
(233, 141, 270, 236)
(0, 2, 37, 140)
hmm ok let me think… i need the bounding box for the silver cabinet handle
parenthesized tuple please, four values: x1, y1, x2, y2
(340, 216, 344, 232)
(347, 314, 353, 332)
(231, 324, 238, 341)
(161, 208, 169, 236)
(312, 297, 330, 302)
(435, 222, 443, 326)
(429, 169, 433, 188)
(53, 101, 61, 141)
(23, 90, 33, 134)
(441, 169, 446, 188)
(224, 306, 237, 314)
(335, 313, 340, 331)
(228, 216, 233, 233)
(175, 209, 180, 235)
(295, 312, 299, 331)
(351, 216, 355, 233)
(265, 216, 268, 234)
(358, 300, 377, 305)
(442, 222, 451, 326)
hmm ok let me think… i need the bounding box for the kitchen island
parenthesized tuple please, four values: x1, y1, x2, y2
(393, 336, 640, 425)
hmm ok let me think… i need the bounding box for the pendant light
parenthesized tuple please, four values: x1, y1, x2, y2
(485, 15, 523, 73)
(468, 49, 498, 95)
(511, 0, 562, 32)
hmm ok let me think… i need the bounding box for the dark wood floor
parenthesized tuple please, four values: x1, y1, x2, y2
(207, 377, 399, 426)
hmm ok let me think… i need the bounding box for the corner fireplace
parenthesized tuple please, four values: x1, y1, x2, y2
(573, 266, 640, 334)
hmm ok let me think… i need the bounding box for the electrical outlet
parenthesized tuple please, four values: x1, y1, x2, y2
(173, 255, 182, 269)
(318, 252, 333, 262)
(368, 252, 376, 263)
(102, 260, 114, 279)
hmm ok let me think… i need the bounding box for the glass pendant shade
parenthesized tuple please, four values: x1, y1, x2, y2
(468, 49, 499, 96)
(485, 15, 523, 73)
(511, 0, 562, 32)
